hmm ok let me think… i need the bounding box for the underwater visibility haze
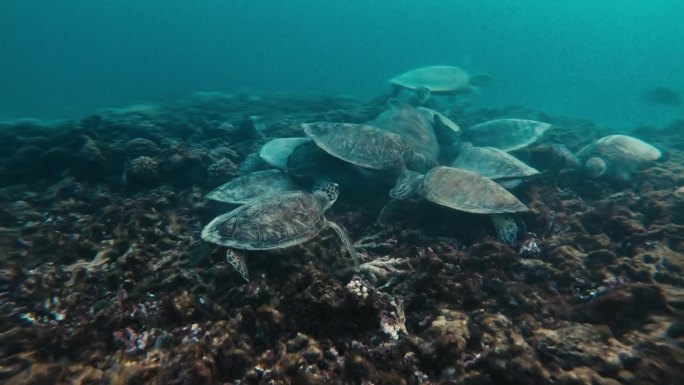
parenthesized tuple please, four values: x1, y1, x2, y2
(1, 1, 684, 385)
(1, 0, 683, 127)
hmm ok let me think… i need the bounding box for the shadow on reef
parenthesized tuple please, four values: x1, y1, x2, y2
(1, 92, 684, 384)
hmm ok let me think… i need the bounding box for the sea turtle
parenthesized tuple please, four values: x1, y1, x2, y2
(463, 119, 552, 152)
(201, 183, 359, 281)
(389, 65, 493, 94)
(368, 102, 439, 171)
(450, 144, 540, 189)
(390, 166, 529, 244)
(417, 107, 462, 161)
(205, 169, 298, 205)
(259, 137, 311, 169)
(302, 122, 413, 171)
(258, 136, 351, 180)
(575, 134, 663, 180)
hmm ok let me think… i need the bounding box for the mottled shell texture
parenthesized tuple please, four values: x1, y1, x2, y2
(201, 191, 326, 250)
(369, 103, 439, 163)
(421, 166, 529, 214)
(303, 122, 409, 169)
(205, 169, 297, 205)
(465, 119, 551, 152)
(576, 135, 662, 165)
(451, 146, 539, 180)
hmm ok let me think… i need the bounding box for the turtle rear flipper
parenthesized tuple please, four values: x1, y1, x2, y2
(327, 220, 359, 267)
(390, 170, 423, 200)
(469, 73, 494, 87)
(226, 249, 249, 282)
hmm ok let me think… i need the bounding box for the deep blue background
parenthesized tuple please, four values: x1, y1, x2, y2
(1, 0, 683, 128)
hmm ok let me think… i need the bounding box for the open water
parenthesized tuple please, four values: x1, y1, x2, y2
(1, 0, 683, 128)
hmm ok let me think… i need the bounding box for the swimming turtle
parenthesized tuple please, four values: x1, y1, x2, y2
(368, 102, 439, 171)
(390, 166, 529, 244)
(463, 119, 552, 152)
(450, 144, 540, 189)
(575, 134, 663, 180)
(302, 122, 412, 171)
(201, 183, 359, 281)
(205, 169, 298, 205)
(389, 65, 493, 94)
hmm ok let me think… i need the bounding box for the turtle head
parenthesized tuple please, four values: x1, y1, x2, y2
(584, 157, 607, 178)
(410, 86, 431, 106)
(314, 182, 339, 210)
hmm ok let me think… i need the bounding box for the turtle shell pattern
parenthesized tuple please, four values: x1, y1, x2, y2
(421, 166, 528, 214)
(303, 122, 409, 170)
(369, 103, 439, 164)
(201, 191, 326, 250)
(465, 119, 551, 152)
(451, 146, 539, 180)
(205, 169, 296, 204)
(576, 135, 662, 166)
(390, 66, 471, 93)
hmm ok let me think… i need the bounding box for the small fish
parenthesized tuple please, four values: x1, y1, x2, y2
(640, 86, 681, 106)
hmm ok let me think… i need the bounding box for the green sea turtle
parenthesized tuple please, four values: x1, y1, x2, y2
(205, 169, 297, 205)
(368, 102, 439, 171)
(390, 166, 529, 244)
(389, 65, 493, 94)
(575, 134, 663, 180)
(201, 183, 359, 281)
(259, 137, 315, 174)
(417, 107, 462, 161)
(302, 122, 413, 171)
(450, 144, 540, 189)
(417, 107, 461, 136)
(463, 119, 552, 152)
(258, 136, 349, 178)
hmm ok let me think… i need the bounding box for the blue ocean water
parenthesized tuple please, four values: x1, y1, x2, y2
(1, 0, 683, 128)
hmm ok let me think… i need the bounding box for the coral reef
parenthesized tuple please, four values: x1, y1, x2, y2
(0, 92, 682, 384)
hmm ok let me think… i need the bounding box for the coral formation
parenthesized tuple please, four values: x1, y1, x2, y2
(0, 92, 682, 384)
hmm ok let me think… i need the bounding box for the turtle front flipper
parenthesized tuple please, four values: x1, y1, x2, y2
(226, 249, 249, 282)
(390, 170, 424, 200)
(327, 220, 359, 267)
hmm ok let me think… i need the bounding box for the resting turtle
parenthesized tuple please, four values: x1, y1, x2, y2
(575, 134, 663, 180)
(417, 107, 462, 161)
(390, 166, 529, 244)
(302, 122, 413, 171)
(201, 183, 358, 281)
(205, 169, 297, 205)
(390, 65, 493, 94)
(450, 144, 540, 189)
(368, 102, 439, 171)
(464, 119, 551, 152)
